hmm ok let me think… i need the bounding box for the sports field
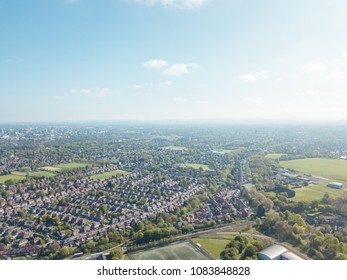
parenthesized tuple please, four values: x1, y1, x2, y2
(128, 241, 211, 260)
(280, 158, 347, 185)
(41, 162, 90, 172)
(0, 171, 56, 184)
(192, 235, 234, 259)
(183, 163, 211, 171)
(290, 182, 347, 202)
(0, 174, 25, 184)
(90, 170, 130, 180)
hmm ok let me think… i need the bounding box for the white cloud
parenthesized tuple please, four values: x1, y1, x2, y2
(135, 0, 208, 9)
(304, 62, 327, 73)
(94, 88, 112, 98)
(143, 59, 169, 68)
(163, 63, 198, 76)
(70, 88, 112, 98)
(131, 84, 145, 89)
(239, 71, 270, 82)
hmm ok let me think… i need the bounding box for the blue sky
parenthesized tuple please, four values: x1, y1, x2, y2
(1, 0, 347, 122)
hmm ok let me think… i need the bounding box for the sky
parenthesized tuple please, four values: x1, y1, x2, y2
(1, 0, 347, 122)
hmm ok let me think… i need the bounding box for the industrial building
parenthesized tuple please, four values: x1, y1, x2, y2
(258, 244, 303, 260)
(327, 182, 343, 189)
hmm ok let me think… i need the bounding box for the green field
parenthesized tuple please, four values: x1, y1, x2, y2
(41, 162, 90, 172)
(223, 148, 246, 154)
(0, 174, 26, 184)
(183, 163, 211, 171)
(290, 182, 347, 202)
(11, 171, 55, 178)
(192, 235, 234, 259)
(90, 170, 130, 180)
(128, 241, 211, 260)
(0, 171, 56, 184)
(280, 158, 347, 185)
(265, 153, 287, 159)
(164, 146, 188, 151)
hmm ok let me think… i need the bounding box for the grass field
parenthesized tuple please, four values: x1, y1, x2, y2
(164, 146, 188, 151)
(290, 182, 347, 202)
(265, 153, 287, 159)
(0, 174, 26, 184)
(192, 235, 233, 259)
(0, 171, 56, 184)
(11, 171, 56, 178)
(183, 163, 211, 171)
(90, 170, 130, 180)
(128, 241, 211, 260)
(280, 158, 347, 185)
(223, 148, 246, 154)
(279, 158, 347, 201)
(41, 162, 90, 172)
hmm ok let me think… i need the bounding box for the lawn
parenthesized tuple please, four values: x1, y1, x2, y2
(192, 235, 233, 259)
(223, 148, 246, 154)
(290, 182, 347, 202)
(265, 153, 287, 159)
(90, 170, 130, 180)
(280, 158, 347, 185)
(0, 174, 26, 184)
(53, 162, 91, 169)
(11, 171, 55, 178)
(41, 162, 90, 172)
(0, 171, 56, 184)
(183, 163, 211, 171)
(128, 241, 211, 260)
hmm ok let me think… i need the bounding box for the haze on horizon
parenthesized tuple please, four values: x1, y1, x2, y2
(1, 0, 347, 123)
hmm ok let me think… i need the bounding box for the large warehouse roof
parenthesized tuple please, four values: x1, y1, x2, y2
(281, 252, 303, 260)
(258, 245, 288, 260)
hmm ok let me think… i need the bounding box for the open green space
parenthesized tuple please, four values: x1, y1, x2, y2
(53, 162, 91, 169)
(11, 171, 56, 178)
(192, 235, 234, 259)
(280, 158, 347, 185)
(223, 148, 246, 154)
(183, 163, 211, 171)
(0, 171, 56, 184)
(90, 170, 130, 180)
(0, 174, 26, 184)
(290, 182, 347, 202)
(164, 146, 188, 151)
(41, 162, 91, 172)
(265, 153, 287, 159)
(128, 241, 211, 260)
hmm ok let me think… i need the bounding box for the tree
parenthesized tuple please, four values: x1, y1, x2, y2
(256, 205, 265, 218)
(108, 247, 123, 260)
(220, 247, 239, 260)
(242, 244, 257, 259)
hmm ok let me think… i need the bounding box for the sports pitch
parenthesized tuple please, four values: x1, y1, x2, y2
(128, 241, 211, 260)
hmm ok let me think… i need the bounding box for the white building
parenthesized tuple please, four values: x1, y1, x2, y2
(258, 244, 303, 260)
(327, 182, 343, 189)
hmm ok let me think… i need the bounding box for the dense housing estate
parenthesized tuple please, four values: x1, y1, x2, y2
(0, 124, 346, 260)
